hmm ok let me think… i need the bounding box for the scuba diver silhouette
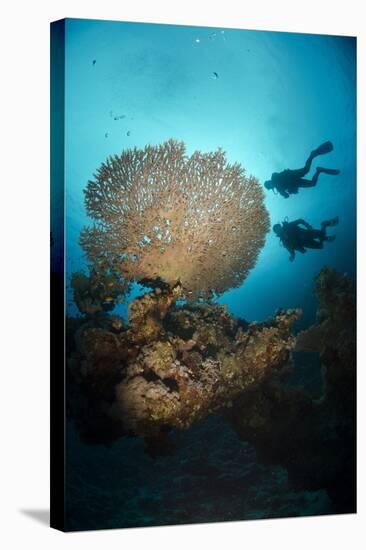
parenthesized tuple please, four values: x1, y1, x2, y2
(273, 217, 339, 261)
(264, 141, 340, 198)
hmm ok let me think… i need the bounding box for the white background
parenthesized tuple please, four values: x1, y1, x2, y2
(0, 0, 365, 548)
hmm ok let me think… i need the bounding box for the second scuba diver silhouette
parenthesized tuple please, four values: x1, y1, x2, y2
(273, 217, 339, 262)
(264, 141, 340, 197)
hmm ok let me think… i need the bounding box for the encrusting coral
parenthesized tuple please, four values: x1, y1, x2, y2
(80, 139, 270, 300)
(67, 282, 300, 441)
(66, 267, 356, 511)
(224, 268, 356, 512)
(71, 267, 130, 316)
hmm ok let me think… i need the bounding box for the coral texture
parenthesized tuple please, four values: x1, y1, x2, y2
(67, 282, 300, 441)
(80, 140, 269, 299)
(67, 267, 356, 511)
(225, 268, 356, 512)
(71, 267, 130, 316)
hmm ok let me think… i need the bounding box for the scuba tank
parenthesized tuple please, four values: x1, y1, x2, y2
(280, 218, 298, 249)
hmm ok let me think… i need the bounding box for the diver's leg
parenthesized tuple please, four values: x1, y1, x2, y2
(311, 170, 322, 185)
(307, 229, 323, 239)
(298, 158, 312, 177)
(292, 157, 313, 178)
(299, 168, 339, 187)
(296, 142, 336, 179)
(317, 220, 338, 243)
(287, 167, 309, 179)
(316, 167, 341, 176)
(297, 178, 317, 188)
(305, 240, 324, 249)
(298, 142, 334, 177)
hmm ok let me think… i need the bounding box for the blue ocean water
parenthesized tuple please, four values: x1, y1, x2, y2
(64, 18, 356, 324)
(60, 18, 356, 529)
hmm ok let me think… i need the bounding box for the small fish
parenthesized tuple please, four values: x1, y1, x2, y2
(105, 132, 108, 138)
(104, 296, 114, 302)
(212, 72, 219, 79)
(126, 131, 131, 136)
(92, 59, 96, 66)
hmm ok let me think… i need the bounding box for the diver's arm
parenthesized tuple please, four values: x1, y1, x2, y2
(282, 243, 295, 261)
(278, 189, 290, 198)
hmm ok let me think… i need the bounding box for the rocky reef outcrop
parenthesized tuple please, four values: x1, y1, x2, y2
(67, 275, 300, 443)
(224, 267, 356, 513)
(67, 266, 355, 512)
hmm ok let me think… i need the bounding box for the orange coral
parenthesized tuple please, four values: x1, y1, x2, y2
(71, 267, 129, 315)
(80, 139, 269, 299)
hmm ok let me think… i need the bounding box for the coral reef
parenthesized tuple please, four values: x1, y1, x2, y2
(70, 267, 130, 316)
(67, 283, 300, 443)
(67, 267, 355, 512)
(224, 267, 356, 512)
(80, 140, 269, 299)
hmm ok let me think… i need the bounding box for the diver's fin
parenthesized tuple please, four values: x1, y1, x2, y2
(327, 216, 339, 226)
(322, 216, 339, 230)
(312, 141, 334, 156)
(317, 167, 340, 176)
(326, 235, 336, 242)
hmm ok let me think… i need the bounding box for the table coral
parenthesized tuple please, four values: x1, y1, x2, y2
(80, 140, 269, 300)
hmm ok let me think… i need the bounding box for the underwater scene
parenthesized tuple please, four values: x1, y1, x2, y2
(54, 18, 356, 530)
